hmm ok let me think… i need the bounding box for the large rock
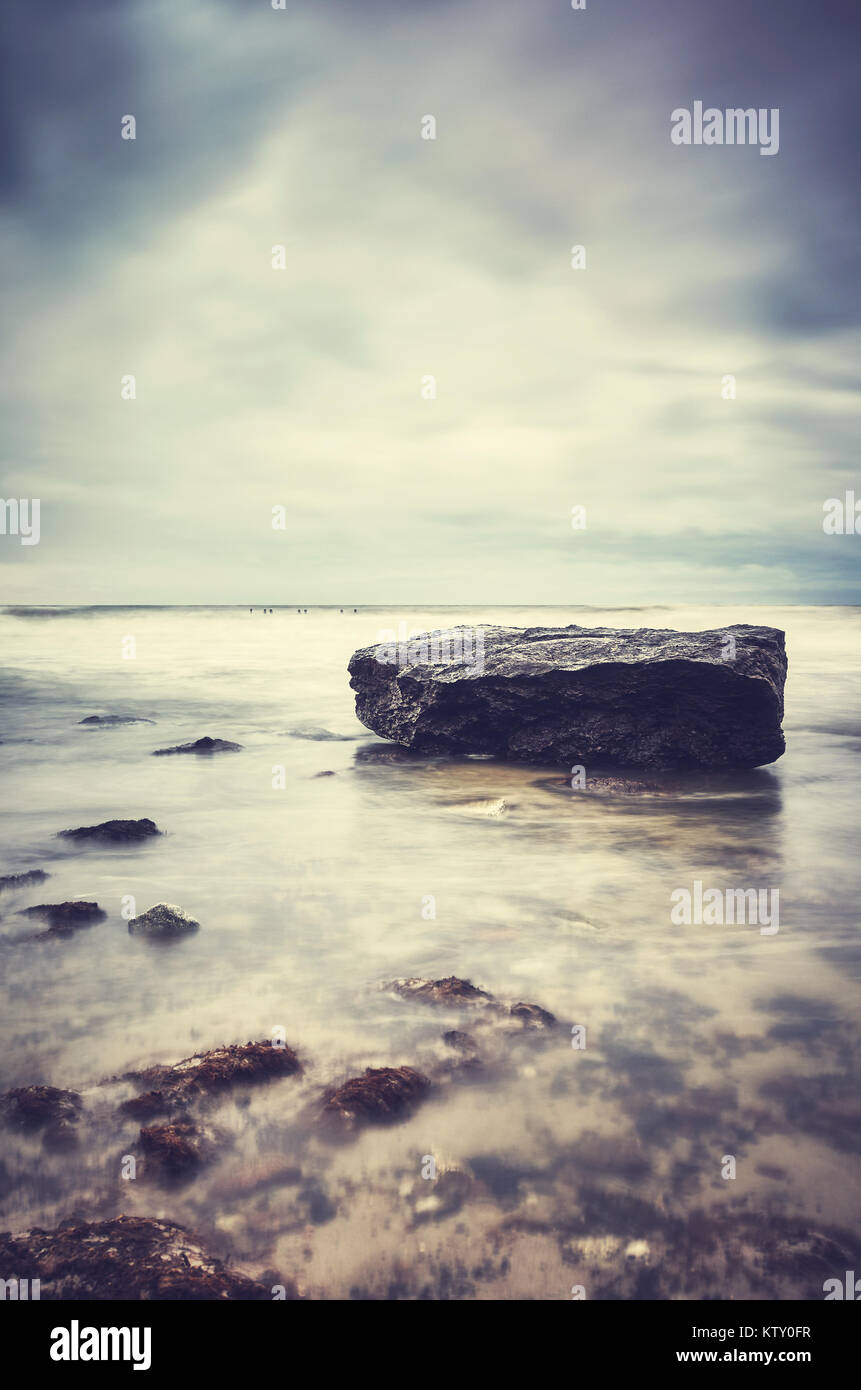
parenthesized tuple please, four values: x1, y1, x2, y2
(348, 623, 787, 770)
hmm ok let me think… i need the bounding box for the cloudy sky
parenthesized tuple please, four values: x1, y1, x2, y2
(1, 0, 860, 604)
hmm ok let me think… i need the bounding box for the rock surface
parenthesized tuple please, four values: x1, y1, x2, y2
(152, 736, 242, 755)
(79, 714, 154, 726)
(1, 1084, 82, 1130)
(58, 818, 160, 843)
(139, 1120, 215, 1179)
(127, 903, 199, 936)
(349, 623, 787, 770)
(0, 869, 50, 892)
(120, 1040, 301, 1116)
(1, 1085, 82, 1150)
(389, 976, 496, 1007)
(21, 901, 106, 937)
(0, 1216, 272, 1299)
(322, 1066, 431, 1130)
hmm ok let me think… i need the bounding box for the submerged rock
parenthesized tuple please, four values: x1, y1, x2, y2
(152, 736, 243, 756)
(388, 976, 496, 1007)
(58, 819, 160, 843)
(322, 1066, 431, 1130)
(0, 1215, 272, 1299)
(127, 903, 199, 937)
(285, 725, 358, 742)
(348, 623, 787, 770)
(409, 1167, 473, 1223)
(1, 1084, 82, 1130)
(120, 1040, 301, 1116)
(139, 1120, 215, 1179)
(79, 715, 155, 726)
(21, 901, 106, 938)
(0, 869, 50, 892)
(510, 1002, 557, 1030)
(1, 1085, 82, 1149)
(388, 977, 556, 1036)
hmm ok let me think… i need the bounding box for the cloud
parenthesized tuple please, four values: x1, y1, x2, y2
(1, 0, 859, 602)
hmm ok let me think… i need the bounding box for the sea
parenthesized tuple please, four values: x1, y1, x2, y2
(0, 603, 859, 1299)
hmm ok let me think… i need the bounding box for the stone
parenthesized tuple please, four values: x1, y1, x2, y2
(127, 904, 199, 936)
(120, 1040, 301, 1115)
(510, 1002, 557, 1030)
(152, 736, 242, 755)
(2, 1085, 82, 1147)
(78, 715, 154, 726)
(58, 819, 160, 843)
(321, 1066, 431, 1130)
(21, 901, 106, 937)
(388, 976, 496, 1007)
(348, 623, 787, 770)
(139, 1120, 214, 1179)
(0, 869, 50, 892)
(0, 1216, 273, 1299)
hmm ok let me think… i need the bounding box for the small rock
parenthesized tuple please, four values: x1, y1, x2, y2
(449, 797, 510, 818)
(78, 715, 155, 726)
(443, 1029, 480, 1054)
(21, 901, 106, 938)
(0, 869, 50, 893)
(285, 726, 357, 742)
(140, 1120, 214, 1179)
(1, 1085, 82, 1133)
(128, 904, 200, 936)
(58, 819, 160, 843)
(152, 736, 243, 756)
(510, 1002, 557, 1030)
(389, 976, 497, 1007)
(322, 1066, 431, 1130)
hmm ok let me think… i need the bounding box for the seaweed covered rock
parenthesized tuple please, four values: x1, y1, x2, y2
(321, 1066, 431, 1130)
(139, 1120, 215, 1180)
(120, 1040, 301, 1117)
(1, 1085, 82, 1150)
(0, 1216, 275, 1299)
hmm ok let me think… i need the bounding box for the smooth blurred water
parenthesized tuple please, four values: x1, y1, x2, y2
(1, 604, 859, 1298)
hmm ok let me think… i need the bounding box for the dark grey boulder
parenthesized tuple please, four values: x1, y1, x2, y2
(58, 818, 160, 843)
(128, 903, 200, 936)
(152, 736, 242, 756)
(21, 901, 106, 938)
(0, 869, 50, 893)
(348, 623, 787, 770)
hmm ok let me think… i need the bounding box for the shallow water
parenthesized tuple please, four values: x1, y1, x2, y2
(1, 604, 860, 1299)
